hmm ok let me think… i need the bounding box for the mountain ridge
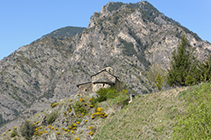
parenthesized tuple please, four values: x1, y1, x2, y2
(0, 0, 211, 133)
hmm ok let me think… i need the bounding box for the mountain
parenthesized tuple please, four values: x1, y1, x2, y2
(0, 1, 211, 133)
(38, 26, 86, 40)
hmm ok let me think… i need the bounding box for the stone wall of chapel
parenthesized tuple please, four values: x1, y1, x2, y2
(78, 83, 92, 96)
(92, 83, 112, 93)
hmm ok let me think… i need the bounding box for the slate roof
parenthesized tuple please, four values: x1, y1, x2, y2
(91, 69, 120, 80)
(76, 81, 91, 87)
(92, 78, 114, 84)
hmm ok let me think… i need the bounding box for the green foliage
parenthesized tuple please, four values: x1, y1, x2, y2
(185, 75, 195, 86)
(198, 57, 211, 82)
(10, 130, 17, 138)
(172, 83, 211, 139)
(147, 63, 167, 87)
(73, 101, 87, 115)
(155, 74, 163, 91)
(46, 111, 58, 124)
(20, 120, 36, 140)
(96, 86, 119, 102)
(167, 35, 194, 86)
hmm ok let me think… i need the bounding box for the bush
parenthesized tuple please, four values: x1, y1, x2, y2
(73, 101, 87, 116)
(20, 120, 36, 140)
(96, 88, 108, 102)
(46, 111, 58, 124)
(96, 86, 118, 102)
(10, 130, 17, 138)
(155, 74, 164, 91)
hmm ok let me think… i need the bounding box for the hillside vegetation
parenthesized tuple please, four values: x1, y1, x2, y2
(94, 82, 211, 140)
(1, 82, 211, 139)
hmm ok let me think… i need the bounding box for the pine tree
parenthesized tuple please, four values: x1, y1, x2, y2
(199, 57, 211, 82)
(167, 35, 194, 86)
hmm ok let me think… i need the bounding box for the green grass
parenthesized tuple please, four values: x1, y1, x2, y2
(93, 82, 211, 139)
(172, 82, 211, 139)
(93, 86, 189, 140)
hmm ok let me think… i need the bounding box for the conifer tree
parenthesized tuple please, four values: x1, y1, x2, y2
(167, 35, 194, 86)
(199, 57, 211, 82)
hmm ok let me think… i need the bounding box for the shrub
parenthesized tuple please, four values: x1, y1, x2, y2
(155, 74, 164, 91)
(73, 101, 87, 115)
(96, 88, 108, 102)
(96, 86, 118, 102)
(20, 120, 36, 139)
(46, 111, 58, 124)
(10, 130, 17, 138)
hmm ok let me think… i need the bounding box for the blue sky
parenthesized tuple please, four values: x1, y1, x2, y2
(0, 0, 210, 60)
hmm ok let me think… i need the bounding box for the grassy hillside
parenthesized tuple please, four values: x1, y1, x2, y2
(94, 82, 211, 140)
(1, 82, 211, 139)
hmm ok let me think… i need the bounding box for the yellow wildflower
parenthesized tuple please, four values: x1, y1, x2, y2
(96, 107, 103, 112)
(56, 131, 60, 135)
(85, 120, 88, 122)
(89, 131, 94, 135)
(76, 121, 80, 124)
(14, 127, 17, 129)
(88, 126, 92, 130)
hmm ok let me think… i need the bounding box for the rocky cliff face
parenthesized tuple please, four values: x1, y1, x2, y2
(0, 1, 211, 133)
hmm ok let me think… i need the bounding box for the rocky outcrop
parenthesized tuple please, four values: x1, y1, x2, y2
(0, 1, 211, 133)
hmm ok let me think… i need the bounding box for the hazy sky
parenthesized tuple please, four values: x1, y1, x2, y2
(0, 0, 210, 60)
